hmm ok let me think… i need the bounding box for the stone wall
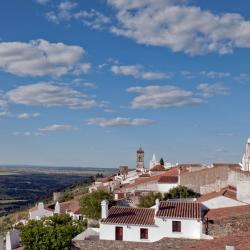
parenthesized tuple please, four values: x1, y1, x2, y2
(73, 238, 198, 250)
(180, 166, 230, 194)
(208, 213, 250, 238)
(180, 165, 250, 194)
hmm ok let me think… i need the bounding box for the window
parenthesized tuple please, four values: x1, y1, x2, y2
(140, 228, 148, 239)
(172, 221, 181, 232)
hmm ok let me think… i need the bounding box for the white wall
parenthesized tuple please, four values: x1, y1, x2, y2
(100, 218, 202, 242)
(153, 218, 202, 240)
(202, 196, 246, 209)
(237, 181, 250, 203)
(6, 229, 20, 250)
(156, 183, 178, 193)
(29, 208, 53, 220)
(100, 224, 155, 242)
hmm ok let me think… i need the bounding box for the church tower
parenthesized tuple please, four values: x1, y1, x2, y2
(136, 147, 144, 171)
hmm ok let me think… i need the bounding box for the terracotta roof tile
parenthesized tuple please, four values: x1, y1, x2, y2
(102, 206, 155, 226)
(197, 186, 237, 203)
(158, 176, 178, 184)
(156, 201, 201, 220)
(128, 168, 179, 188)
(206, 204, 250, 220)
(60, 199, 81, 214)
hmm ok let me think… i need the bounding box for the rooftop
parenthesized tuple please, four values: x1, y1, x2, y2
(156, 201, 201, 220)
(102, 206, 155, 226)
(157, 175, 178, 184)
(197, 186, 237, 203)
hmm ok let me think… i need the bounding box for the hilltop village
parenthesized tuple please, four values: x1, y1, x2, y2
(4, 138, 250, 250)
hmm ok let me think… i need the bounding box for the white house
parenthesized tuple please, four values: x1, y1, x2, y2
(29, 197, 84, 221)
(197, 186, 246, 209)
(99, 199, 207, 242)
(29, 202, 54, 220)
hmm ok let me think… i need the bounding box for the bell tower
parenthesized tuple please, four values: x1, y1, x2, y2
(136, 147, 144, 171)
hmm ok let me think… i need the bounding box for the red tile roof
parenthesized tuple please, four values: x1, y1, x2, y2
(60, 198, 81, 214)
(102, 206, 155, 226)
(128, 168, 179, 188)
(158, 176, 178, 184)
(197, 186, 237, 203)
(156, 201, 201, 220)
(206, 204, 250, 220)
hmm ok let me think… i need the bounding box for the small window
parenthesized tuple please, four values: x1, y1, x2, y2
(172, 221, 181, 232)
(140, 228, 148, 239)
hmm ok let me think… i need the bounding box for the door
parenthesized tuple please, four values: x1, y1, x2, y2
(115, 227, 123, 241)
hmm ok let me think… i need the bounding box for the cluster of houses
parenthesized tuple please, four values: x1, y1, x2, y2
(4, 138, 250, 249)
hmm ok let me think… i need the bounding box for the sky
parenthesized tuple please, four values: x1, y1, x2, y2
(0, 0, 250, 168)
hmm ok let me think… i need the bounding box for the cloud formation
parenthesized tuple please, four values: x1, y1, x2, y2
(0, 39, 89, 77)
(111, 65, 168, 80)
(197, 83, 230, 97)
(47, 1, 110, 30)
(36, 0, 50, 5)
(6, 83, 98, 109)
(39, 124, 78, 132)
(87, 117, 154, 127)
(108, 0, 250, 55)
(127, 85, 203, 109)
(17, 113, 40, 119)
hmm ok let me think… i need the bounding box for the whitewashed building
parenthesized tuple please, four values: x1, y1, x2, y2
(29, 197, 83, 221)
(149, 154, 171, 170)
(241, 138, 250, 171)
(197, 186, 246, 209)
(29, 202, 53, 220)
(99, 199, 207, 242)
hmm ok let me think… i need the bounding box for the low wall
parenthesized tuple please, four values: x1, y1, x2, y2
(73, 238, 198, 250)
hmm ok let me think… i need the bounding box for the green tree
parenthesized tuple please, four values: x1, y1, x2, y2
(19, 214, 86, 250)
(159, 158, 164, 166)
(138, 192, 163, 208)
(80, 190, 114, 220)
(164, 185, 199, 200)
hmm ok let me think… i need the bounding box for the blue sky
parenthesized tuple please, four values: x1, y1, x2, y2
(0, 0, 250, 168)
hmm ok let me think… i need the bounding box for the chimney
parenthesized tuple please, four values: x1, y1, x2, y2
(155, 199, 160, 215)
(226, 243, 234, 250)
(101, 200, 109, 219)
(54, 201, 60, 214)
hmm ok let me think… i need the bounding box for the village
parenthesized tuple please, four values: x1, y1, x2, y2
(3, 138, 250, 249)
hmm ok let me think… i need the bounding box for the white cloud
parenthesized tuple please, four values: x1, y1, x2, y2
(6, 83, 98, 109)
(108, 0, 250, 55)
(36, 0, 50, 5)
(0, 111, 11, 117)
(87, 117, 154, 127)
(73, 63, 91, 75)
(182, 71, 231, 79)
(199, 71, 231, 79)
(0, 39, 89, 77)
(39, 124, 78, 132)
(234, 73, 250, 82)
(47, 2, 110, 30)
(17, 113, 40, 119)
(74, 9, 111, 30)
(47, 1, 78, 23)
(197, 83, 230, 97)
(127, 85, 203, 109)
(111, 65, 168, 80)
(13, 131, 43, 136)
